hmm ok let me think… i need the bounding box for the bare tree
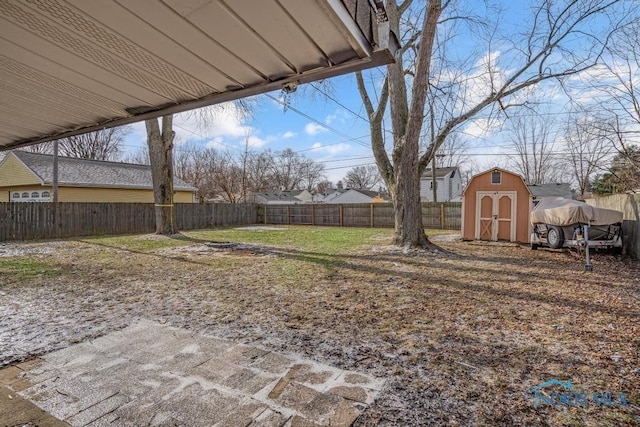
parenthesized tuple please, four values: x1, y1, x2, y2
(506, 113, 559, 184)
(270, 149, 308, 190)
(436, 134, 469, 168)
(123, 146, 150, 165)
(212, 151, 245, 203)
(145, 116, 175, 234)
(21, 127, 130, 160)
(564, 114, 613, 197)
(57, 127, 129, 160)
(315, 180, 334, 194)
(173, 142, 218, 202)
(245, 150, 275, 193)
(300, 159, 326, 192)
(344, 165, 382, 189)
(357, 0, 634, 248)
(21, 141, 53, 154)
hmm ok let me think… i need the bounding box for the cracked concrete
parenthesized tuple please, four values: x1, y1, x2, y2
(1, 321, 384, 426)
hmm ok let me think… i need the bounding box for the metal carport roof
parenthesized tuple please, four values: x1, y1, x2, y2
(0, 0, 397, 150)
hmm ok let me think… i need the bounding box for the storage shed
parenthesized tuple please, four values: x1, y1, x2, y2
(462, 168, 533, 243)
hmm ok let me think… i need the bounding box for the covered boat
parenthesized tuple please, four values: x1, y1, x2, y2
(531, 197, 623, 226)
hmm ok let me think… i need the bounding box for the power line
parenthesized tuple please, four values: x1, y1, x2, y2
(265, 93, 371, 149)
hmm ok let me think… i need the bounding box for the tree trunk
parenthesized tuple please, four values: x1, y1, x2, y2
(392, 142, 429, 247)
(145, 115, 176, 235)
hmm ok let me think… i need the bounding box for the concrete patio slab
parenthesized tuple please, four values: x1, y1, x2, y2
(1, 320, 384, 426)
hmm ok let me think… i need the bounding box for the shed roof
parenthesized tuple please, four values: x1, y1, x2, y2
(0, 0, 397, 151)
(6, 151, 196, 191)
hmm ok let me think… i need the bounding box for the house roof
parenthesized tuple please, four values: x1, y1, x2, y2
(252, 190, 308, 202)
(526, 183, 573, 199)
(0, 0, 397, 151)
(421, 167, 458, 179)
(8, 151, 196, 191)
(348, 188, 391, 200)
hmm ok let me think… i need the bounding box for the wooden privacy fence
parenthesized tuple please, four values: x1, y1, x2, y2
(0, 202, 461, 242)
(586, 194, 640, 260)
(0, 202, 257, 242)
(257, 202, 462, 230)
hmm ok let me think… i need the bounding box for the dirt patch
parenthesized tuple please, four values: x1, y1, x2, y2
(1, 234, 639, 426)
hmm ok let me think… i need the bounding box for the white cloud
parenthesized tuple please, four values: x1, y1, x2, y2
(325, 110, 349, 125)
(305, 122, 327, 135)
(246, 135, 267, 148)
(174, 102, 251, 140)
(282, 131, 296, 139)
(461, 118, 502, 139)
(310, 142, 350, 154)
(205, 137, 225, 150)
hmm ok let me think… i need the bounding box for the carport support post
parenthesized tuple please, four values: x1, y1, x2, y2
(52, 140, 60, 238)
(584, 222, 593, 272)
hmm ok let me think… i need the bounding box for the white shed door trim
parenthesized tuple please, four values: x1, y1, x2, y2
(475, 191, 517, 241)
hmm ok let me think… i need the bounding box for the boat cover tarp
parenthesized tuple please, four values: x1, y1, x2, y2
(531, 197, 623, 226)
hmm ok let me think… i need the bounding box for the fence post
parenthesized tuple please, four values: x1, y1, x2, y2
(287, 205, 291, 225)
(264, 205, 267, 224)
(370, 204, 374, 227)
(312, 204, 316, 226)
(339, 205, 344, 227)
(440, 203, 445, 229)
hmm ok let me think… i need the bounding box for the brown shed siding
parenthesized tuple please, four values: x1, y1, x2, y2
(462, 169, 532, 243)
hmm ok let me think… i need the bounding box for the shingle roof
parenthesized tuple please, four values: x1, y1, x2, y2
(527, 183, 573, 199)
(349, 189, 391, 200)
(252, 190, 306, 202)
(421, 167, 458, 179)
(11, 151, 196, 191)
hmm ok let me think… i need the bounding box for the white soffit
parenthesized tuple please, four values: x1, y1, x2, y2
(0, 0, 396, 150)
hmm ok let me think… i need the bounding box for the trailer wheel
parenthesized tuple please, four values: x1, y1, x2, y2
(546, 225, 564, 249)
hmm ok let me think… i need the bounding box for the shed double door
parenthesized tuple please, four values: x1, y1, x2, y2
(476, 191, 516, 241)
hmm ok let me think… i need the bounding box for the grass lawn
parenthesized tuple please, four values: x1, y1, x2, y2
(1, 226, 639, 426)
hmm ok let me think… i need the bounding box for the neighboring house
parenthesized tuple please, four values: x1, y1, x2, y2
(0, 151, 196, 203)
(323, 188, 391, 204)
(527, 183, 573, 203)
(420, 167, 462, 202)
(250, 190, 313, 204)
(318, 189, 346, 203)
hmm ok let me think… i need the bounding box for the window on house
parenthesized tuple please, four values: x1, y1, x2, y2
(491, 171, 502, 184)
(21, 192, 29, 198)
(31, 192, 39, 198)
(41, 191, 50, 198)
(12, 193, 20, 199)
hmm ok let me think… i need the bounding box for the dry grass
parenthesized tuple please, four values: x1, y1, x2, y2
(1, 226, 639, 426)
